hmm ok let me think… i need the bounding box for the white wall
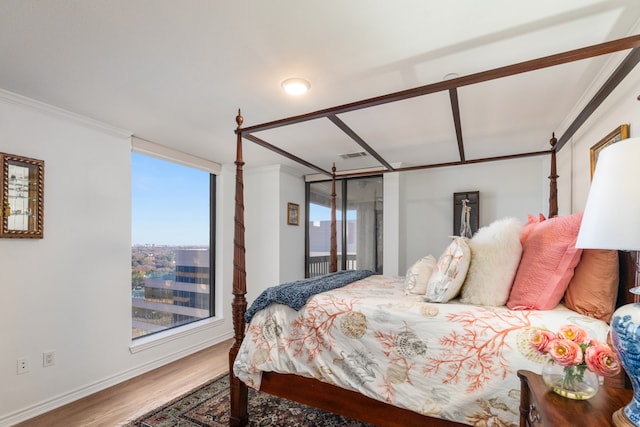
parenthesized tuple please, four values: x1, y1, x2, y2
(0, 91, 235, 426)
(382, 171, 404, 276)
(244, 165, 280, 304)
(278, 167, 306, 283)
(562, 65, 640, 212)
(243, 165, 305, 304)
(397, 156, 549, 272)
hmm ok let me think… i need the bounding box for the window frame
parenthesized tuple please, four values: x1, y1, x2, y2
(130, 137, 219, 342)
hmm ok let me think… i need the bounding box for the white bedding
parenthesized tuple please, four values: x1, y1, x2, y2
(233, 274, 609, 426)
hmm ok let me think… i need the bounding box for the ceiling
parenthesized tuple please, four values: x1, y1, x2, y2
(1, 1, 639, 176)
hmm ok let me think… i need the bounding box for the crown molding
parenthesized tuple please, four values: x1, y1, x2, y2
(0, 88, 131, 139)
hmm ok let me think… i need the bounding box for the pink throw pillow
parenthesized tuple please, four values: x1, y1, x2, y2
(507, 213, 583, 310)
(520, 213, 546, 245)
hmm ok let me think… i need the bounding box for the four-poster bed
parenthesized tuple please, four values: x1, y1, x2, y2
(228, 35, 640, 427)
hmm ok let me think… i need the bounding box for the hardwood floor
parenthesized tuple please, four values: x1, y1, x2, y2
(14, 339, 232, 427)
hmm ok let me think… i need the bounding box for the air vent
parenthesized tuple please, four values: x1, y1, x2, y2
(339, 151, 367, 160)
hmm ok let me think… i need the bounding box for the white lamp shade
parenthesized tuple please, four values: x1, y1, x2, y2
(576, 137, 640, 250)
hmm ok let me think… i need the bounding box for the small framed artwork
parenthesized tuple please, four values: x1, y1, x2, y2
(453, 191, 479, 238)
(1, 153, 45, 239)
(590, 124, 629, 180)
(287, 202, 299, 226)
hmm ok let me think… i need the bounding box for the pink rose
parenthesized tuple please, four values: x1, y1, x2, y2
(557, 324, 589, 344)
(548, 339, 583, 367)
(585, 344, 621, 377)
(530, 330, 556, 354)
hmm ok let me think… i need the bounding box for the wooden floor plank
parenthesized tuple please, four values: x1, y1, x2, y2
(14, 339, 231, 427)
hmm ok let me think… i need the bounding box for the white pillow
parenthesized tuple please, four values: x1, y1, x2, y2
(404, 255, 436, 295)
(425, 237, 471, 303)
(460, 217, 523, 306)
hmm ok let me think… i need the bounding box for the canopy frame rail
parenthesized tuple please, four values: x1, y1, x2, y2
(236, 35, 640, 176)
(555, 46, 640, 151)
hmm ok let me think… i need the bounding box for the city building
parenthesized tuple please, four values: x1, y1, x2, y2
(132, 249, 210, 338)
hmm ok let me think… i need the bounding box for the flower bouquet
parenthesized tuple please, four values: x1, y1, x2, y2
(530, 324, 621, 399)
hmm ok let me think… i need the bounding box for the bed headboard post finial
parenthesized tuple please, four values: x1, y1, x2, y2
(236, 109, 243, 128)
(548, 133, 558, 218)
(230, 110, 249, 426)
(235, 110, 244, 164)
(330, 163, 338, 273)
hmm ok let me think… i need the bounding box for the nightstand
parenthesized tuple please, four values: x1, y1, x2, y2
(517, 370, 632, 426)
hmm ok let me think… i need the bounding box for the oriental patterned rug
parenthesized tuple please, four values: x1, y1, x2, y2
(123, 373, 372, 427)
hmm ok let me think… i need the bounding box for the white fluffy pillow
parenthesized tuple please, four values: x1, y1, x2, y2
(460, 217, 523, 306)
(425, 237, 471, 303)
(404, 255, 436, 295)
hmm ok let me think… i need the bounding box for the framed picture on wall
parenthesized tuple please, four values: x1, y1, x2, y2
(453, 191, 479, 238)
(1, 152, 45, 239)
(590, 124, 629, 180)
(287, 202, 299, 226)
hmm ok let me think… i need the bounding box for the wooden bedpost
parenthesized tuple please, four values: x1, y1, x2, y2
(229, 109, 249, 427)
(330, 163, 338, 273)
(548, 133, 558, 218)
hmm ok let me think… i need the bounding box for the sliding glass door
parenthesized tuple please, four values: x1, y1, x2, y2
(306, 176, 382, 277)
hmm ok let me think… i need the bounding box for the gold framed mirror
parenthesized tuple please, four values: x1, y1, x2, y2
(1, 153, 44, 238)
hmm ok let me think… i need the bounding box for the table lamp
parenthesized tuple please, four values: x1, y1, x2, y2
(576, 136, 640, 426)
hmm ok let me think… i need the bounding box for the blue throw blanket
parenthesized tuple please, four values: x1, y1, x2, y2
(244, 269, 376, 323)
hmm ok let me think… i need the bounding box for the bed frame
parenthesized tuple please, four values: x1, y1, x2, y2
(228, 36, 640, 427)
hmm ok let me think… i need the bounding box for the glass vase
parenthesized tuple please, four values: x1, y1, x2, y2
(541, 359, 599, 400)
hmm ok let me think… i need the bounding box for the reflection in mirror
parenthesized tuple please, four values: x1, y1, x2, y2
(8, 163, 33, 231)
(1, 153, 44, 238)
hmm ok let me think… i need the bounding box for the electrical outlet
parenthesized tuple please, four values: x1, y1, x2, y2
(17, 358, 29, 375)
(43, 351, 55, 367)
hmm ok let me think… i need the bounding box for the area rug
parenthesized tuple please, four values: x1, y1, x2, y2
(124, 373, 373, 426)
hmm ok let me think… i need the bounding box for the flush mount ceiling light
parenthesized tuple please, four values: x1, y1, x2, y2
(281, 78, 310, 95)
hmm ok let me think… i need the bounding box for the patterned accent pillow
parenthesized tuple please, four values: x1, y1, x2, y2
(404, 255, 436, 295)
(425, 237, 471, 303)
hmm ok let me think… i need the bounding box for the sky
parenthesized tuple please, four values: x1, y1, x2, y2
(309, 204, 333, 222)
(131, 152, 210, 246)
(131, 152, 355, 245)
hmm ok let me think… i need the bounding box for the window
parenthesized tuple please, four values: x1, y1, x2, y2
(307, 176, 382, 277)
(131, 149, 215, 339)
